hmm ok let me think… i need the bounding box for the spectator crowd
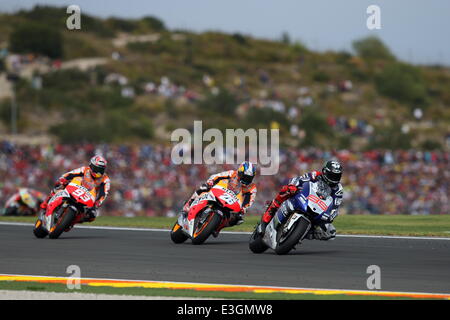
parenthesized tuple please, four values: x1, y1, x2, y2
(0, 141, 448, 217)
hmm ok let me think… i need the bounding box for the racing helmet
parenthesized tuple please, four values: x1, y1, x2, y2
(237, 161, 256, 185)
(89, 155, 107, 179)
(322, 160, 342, 187)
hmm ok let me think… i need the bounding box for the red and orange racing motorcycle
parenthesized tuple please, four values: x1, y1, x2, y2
(170, 180, 243, 245)
(33, 177, 97, 239)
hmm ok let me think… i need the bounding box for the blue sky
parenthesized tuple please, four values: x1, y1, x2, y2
(2, 0, 450, 65)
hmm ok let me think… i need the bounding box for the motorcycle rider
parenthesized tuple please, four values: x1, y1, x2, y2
(39, 155, 110, 223)
(182, 161, 257, 236)
(3, 188, 45, 216)
(258, 160, 344, 240)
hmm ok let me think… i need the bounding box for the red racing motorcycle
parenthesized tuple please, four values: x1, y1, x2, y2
(170, 180, 242, 245)
(33, 177, 97, 239)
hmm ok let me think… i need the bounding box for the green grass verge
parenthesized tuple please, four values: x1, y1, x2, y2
(1, 215, 450, 237)
(0, 281, 430, 300)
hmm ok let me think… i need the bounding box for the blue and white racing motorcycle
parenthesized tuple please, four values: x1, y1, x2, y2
(249, 179, 338, 255)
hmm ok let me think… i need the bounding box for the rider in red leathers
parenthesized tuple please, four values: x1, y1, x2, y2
(182, 161, 257, 236)
(39, 155, 110, 222)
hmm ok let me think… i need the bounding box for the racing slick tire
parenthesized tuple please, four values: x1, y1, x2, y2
(191, 210, 222, 245)
(33, 219, 48, 238)
(170, 222, 189, 244)
(48, 207, 77, 239)
(249, 223, 269, 254)
(274, 216, 311, 255)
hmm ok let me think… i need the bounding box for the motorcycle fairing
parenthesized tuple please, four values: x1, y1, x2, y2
(263, 180, 335, 250)
(42, 177, 96, 232)
(180, 181, 242, 238)
(188, 192, 215, 220)
(262, 213, 311, 250)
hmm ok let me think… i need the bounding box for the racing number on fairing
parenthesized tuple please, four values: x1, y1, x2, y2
(219, 193, 237, 205)
(307, 194, 328, 211)
(72, 189, 91, 202)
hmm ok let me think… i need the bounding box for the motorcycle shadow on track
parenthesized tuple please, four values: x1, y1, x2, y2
(32, 233, 108, 240)
(274, 249, 342, 256)
(170, 240, 246, 246)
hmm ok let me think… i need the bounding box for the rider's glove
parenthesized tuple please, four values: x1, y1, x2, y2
(280, 185, 298, 196)
(55, 177, 68, 189)
(197, 183, 211, 193)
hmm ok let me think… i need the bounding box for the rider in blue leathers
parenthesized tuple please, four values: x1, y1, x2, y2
(259, 160, 344, 240)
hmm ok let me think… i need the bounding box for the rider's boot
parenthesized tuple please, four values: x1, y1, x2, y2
(235, 215, 244, 225)
(258, 199, 281, 235)
(215, 212, 245, 237)
(257, 221, 267, 235)
(212, 219, 229, 238)
(80, 215, 96, 223)
(228, 212, 244, 227)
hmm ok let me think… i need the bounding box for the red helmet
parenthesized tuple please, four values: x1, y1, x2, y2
(89, 155, 107, 179)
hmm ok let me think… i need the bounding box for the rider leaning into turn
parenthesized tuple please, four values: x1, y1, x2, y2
(39, 155, 110, 223)
(183, 161, 257, 235)
(259, 160, 344, 241)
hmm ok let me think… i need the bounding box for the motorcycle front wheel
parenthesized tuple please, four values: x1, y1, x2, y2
(191, 210, 221, 245)
(249, 223, 269, 254)
(274, 216, 311, 255)
(48, 207, 77, 239)
(170, 222, 189, 244)
(33, 219, 48, 238)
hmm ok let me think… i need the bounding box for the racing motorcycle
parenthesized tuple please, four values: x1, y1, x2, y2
(33, 177, 97, 239)
(170, 180, 243, 245)
(249, 179, 337, 255)
(3, 188, 44, 216)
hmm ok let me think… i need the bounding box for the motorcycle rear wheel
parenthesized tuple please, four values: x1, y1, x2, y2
(48, 208, 77, 239)
(274, 217, 311, 255)
(191, 211, 221, 245)
(170, 222, 189, 244)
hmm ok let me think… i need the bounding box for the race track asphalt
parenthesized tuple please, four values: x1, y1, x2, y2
(0, 224, 449, 294)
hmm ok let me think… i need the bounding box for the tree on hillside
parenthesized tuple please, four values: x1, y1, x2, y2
(17, 5, 114, 38)
(106, 17, 139, 32)
(353, 36, 395, 61)
(281, 31, 291, 45)
(299, 109, 333, 147)
(141, 16, 166, 31)
(9, 22, 63, 59)
(17, 5, 65, 29)
(198, 88, 238, 115)
(375, 63, 428, 106)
